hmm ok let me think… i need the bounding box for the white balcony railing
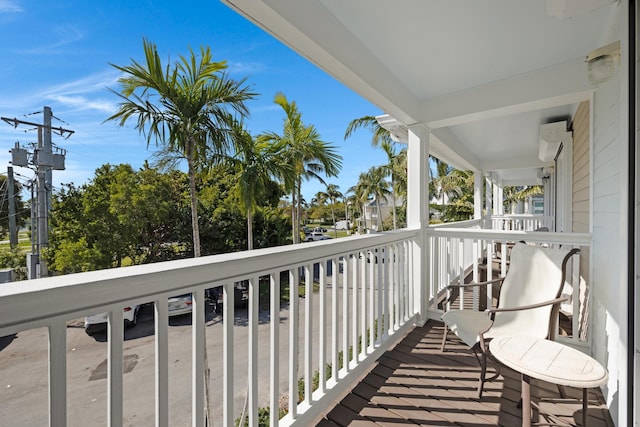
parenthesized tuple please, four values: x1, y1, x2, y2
(426, 227, 592, 348)
(490, 214, 555, 231)
(0, 229, 419, 427)
(0, 223, 594, 426)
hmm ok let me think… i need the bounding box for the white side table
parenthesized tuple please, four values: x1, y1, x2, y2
(489, 335, 608, 427)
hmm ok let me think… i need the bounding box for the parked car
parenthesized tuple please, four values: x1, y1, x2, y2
(168, 293, 192, 317)
(84, 305, 140, 335)
(207, 282, 249, 314)
(304, 231, 331, 242)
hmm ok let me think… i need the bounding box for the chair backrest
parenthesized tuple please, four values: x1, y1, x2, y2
(486, 243, 579, 340)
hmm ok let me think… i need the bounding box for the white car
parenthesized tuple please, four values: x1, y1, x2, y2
(84, 305, 140, 335)
(168, 293, 193, 316)
(304, 231, 331, 242)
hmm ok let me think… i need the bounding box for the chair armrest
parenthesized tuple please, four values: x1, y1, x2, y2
(485, 296, 569, 314)
(446, 276, 504, 290)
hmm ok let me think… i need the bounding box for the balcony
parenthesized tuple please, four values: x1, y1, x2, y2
(0, 222, 608, 426)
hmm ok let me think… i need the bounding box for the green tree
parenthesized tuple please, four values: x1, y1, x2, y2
(349, 166, 391, 232)
(48, 164, 193, 273)
(230, 122, 291, 250)
(0, 247, 27, 280)
(503, 185, 543, 214)
(345, 115, 407, 229)
(106, 38, 256, 257)
(363, 166, 391, 231)
(318, 183, 342, 236)
(380, 141, 405, 230)
(0, 175, 27, 239)
(198, 164, 289, 254)
(48, 165, 137, 272)
(344, 115, 393, 147)
(258, 93, 342, 243)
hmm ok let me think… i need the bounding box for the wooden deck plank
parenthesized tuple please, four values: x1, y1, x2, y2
(314, 321, 614, 427)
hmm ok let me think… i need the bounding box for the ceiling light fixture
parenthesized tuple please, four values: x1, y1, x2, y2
(586, 40, 620, 85)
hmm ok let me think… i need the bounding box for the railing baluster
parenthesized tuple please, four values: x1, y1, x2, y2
(304, 264, 313, 405)
(377, 246, 384, 343)
(249, 276, 259, 427)
(288, 268, 299, 419)
(399, 242, 405, 321)
(269, 272, 279, 427)
(341, 254, 350, 374)
(155, 297, 169, 427)
(487, 241, 494, 309)
(108, 307, 124, 427)
(331, 257, 338, 382)
(49, 319, 67, 427)
(192, 288, 205, 427)
(352, 252, 359, 365)
(360, 252, 367, 360)
(223, 283, 235, 427)
(368, 248, 375, 352)
(391, 244, 398, 331)
(406, 240, 413, 317)
(318, 261, 326, 392)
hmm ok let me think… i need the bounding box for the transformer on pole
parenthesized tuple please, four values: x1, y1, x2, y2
(2, 106, 72, 279)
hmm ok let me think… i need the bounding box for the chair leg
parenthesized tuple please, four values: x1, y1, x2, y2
(440, 324, 448, 352)
(477, 336, 487, 399)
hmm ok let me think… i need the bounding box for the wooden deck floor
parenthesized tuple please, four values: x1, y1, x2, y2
(313, 321, 613, 427)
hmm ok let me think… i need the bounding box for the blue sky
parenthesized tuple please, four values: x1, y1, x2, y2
(0, 0, 387, 202)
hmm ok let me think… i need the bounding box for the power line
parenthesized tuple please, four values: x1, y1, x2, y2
(1, 107, 72, 279)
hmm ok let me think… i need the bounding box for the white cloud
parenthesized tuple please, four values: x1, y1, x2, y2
(0, 0, 22, 13)
(226, 60, 267, 75)
(19, 24, 85, 55)
(47, 95, 116, 114)
(39, 70, 121, 113)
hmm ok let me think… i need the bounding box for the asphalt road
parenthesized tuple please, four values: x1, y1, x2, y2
(0, 284, 349, 426)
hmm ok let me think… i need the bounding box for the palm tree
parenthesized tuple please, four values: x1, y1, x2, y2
(258, 93, 342, 243)
(380, 141, 405, 230)
(503, 185, 544, 214)
(352, 166, 391, 231)
(318, 183, 343, 236)
(230, 122, 290, 250)
(106, 38, 256, 257)
(348, 177, 369, 232)
(344, 115, 394, 147)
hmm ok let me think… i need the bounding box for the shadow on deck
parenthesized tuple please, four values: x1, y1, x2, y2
(314, 321, 613, 426)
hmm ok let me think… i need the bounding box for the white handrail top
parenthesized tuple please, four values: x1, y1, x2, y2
(0, 228, 418, 332)
(428, 228, 591, 246)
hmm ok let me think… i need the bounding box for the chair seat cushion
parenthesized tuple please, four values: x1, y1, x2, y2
(441, 310, 493, 347)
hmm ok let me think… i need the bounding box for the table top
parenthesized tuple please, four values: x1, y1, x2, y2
(489, 335, 608, 388)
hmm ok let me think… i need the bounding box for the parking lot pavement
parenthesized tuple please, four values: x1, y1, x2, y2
(0, 286, 346, 426)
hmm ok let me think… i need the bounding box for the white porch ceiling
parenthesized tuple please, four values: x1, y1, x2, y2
(223, 0, 618, 183)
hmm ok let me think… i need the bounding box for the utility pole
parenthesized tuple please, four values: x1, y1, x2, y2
(7, 166, 17, 248)
(2, 106, 72, 278)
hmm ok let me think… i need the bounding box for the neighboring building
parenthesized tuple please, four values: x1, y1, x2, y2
(363, 195, 403, 231)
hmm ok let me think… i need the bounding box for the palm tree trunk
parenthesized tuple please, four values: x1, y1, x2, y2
(377, 203, 384, 231)
(330, 200, 337, 237)
(291, 191, 297, 244)
(187, 144, 209, 424)
(391, 178, 397, 230)
(187, 154, 201, 257)
(296, 179, 302, 244)
(247, 208, 253, 250)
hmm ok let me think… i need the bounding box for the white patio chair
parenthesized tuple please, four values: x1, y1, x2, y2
(440, 242, 580, 398)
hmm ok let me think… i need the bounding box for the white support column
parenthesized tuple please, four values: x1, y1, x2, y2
(474, 171, 482, 221)
(407, 124, 430, 325)
(494, 176, 504, 215)
(485, 173, 493, 229)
